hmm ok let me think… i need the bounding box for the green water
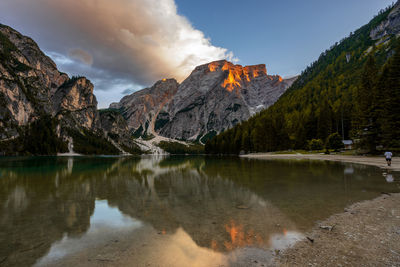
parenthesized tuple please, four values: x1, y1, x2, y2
(0, 156, 399, 266)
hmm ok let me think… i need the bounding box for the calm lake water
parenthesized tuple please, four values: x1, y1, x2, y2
(0, 156, 399, 266)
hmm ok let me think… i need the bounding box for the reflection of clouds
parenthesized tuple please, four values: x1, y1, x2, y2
(383, 172, 395, 183)
(4, 156, 359, 266)
(4, 186, 28, 211)
(269, 231, 304, 251)
(35, 200, 142, 266)
(344, 166, 354, 175)
(101, 157, 301, 254)
(150, 228, 227, 267)
(386, 174, 394, 183)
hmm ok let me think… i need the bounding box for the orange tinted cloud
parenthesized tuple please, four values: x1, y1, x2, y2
(0, 0, 237, 85)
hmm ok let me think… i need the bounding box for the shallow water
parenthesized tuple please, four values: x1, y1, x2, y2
(0, 156, 399, 266)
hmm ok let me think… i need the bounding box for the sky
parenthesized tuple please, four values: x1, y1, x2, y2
(0, 0, 395, 108)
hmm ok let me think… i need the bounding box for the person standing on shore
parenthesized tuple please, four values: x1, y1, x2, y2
(384, 151, 393, 166)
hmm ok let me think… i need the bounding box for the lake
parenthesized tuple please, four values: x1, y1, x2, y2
(0, 156, 399, 266)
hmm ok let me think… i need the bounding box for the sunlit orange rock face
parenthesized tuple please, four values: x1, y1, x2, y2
(112, 59, 296, 141)
(223, 220, 264, 250)
(208, 61, 271, 92)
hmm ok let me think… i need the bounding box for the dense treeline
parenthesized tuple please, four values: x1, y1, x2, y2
(0, 115, 123, 155)
(355, 46, 400, 152)
(67, 128, 120, 155)
(206, 5, 400, 155)
(158, 141, 204, 154)
(0, 115, 68, 155)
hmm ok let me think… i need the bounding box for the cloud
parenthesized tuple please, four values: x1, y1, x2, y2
(46, 51, 143, 108)
(69, 49, 93, 66)
(122, 88, 137, 95)
(0, 0, 237, 106)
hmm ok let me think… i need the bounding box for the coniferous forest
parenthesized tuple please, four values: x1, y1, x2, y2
(206, 6, 400, 155)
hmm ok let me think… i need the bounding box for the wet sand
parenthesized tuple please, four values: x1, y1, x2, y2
(242, 153, 400, 171)
(275, 193, 400, 266)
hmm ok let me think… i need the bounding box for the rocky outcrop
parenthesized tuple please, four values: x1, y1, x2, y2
(99, 109, 140, 153)
(111, 60, 296, 142)
(53, 77, 101, 131)
(0, 24, 135, 154)
(0, 24, 68, 139)
(158, 60, 296, 141)
(0, 24, 102, 138)
(370, 1, 400, 40)
(0, 22, 294, 152)
(110, 79, 179, 137)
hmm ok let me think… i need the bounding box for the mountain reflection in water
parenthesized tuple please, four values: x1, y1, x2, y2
(0, 156, 398, 266)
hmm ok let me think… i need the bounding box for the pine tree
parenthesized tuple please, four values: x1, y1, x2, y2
(357, 55, 378, 152)
(382, 43, 400, 149)
(317, 97, 332, 140)
(375, 63, 390, 147)
(241, 128, 251, 153)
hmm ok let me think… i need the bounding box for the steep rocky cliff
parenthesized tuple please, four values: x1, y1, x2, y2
(99, 109, 141, 154)
(111, 60, 296, 142)
(158, 60, 296, 142)
(0, 24, 68, 139)
(0, 24, 138, 154)
(53, 77, 101, 132)
(0, 22, 294, 153)
(370, 1, 400, 40)
(110, 79, 179, 137)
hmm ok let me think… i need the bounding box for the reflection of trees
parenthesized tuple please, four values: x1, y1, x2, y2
(94, 156, 297, 252)
(0, 156, 395, 265)
(0, 156, 295, 265)
(0, 157, 118, 266)
(202, 157, 396, 230)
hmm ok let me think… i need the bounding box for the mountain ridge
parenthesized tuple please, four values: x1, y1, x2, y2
(0, 22, 293, 154)
(112, 59, 296, 143)
(0, 24, 139, 155)
(206, 1, 400, 154)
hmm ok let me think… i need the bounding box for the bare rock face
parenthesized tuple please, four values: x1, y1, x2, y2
(99, 109, 140, 153)
(0, 24, 141, 154)
(0, 24, 104, 144)
(0, 22, 294, 151)
(110, 79, 179, 137)
(158, 60, 296, 142)
(370, 2, 400, 40)
(111, 60, 295, 142)
(0, 24, 68, 139)
(0, 24, 99, 137)
(53, 77, 101, 131)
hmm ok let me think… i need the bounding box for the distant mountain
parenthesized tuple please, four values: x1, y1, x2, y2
(0, 24, 139, 155)
(110, 78, 179, 139)
(206, 1, 400, 154)
(110, 60, 296, 143)
(0, 22, 293, 155)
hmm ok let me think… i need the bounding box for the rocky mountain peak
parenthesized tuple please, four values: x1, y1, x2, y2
(52, 77, 101, 132)
(0, 24, 70, 138)
(109, 78, 179, 137)
(0, 24, 67, 94)
(54, 77, 96, 112)
(153, 60, 295, 141)
(205, 60, 269, 92)
(109, 58, 296, 142)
